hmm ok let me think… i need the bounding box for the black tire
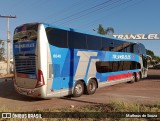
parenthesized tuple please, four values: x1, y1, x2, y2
(135, 72, 140, 82)
(85, 79, 97, 95)
(129, 73, 136, 83)
(73, 81, 84, 97)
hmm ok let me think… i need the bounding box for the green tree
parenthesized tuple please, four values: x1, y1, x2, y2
(97, 24, 105, 35)
(146, 49, 160, 65)
(153, 55, 160, 64)
(97, 24, 114, 35)
(146, 49, 154, 57)
(105, 27, 114, 35)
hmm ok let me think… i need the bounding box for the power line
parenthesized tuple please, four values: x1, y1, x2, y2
(52, 0, 114, 24)
(56, 0, 127, 25)
(61, 0, 133, 26)
(78, 0, 144, 29)
(39, 0, 87, 22)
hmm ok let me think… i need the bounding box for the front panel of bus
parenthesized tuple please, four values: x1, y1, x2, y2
(13, 23, 46, 98)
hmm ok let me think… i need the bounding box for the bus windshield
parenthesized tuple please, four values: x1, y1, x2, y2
(13, 23, 38, 81)
(13, 23, 38, 43)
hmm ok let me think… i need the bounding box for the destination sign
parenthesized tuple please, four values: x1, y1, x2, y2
(112, 34, 160, 40)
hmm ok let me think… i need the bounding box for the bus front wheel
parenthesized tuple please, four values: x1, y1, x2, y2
(85, 79, 97, 95)
(135, 72, 140, 82)
(73, 81, 84, 97)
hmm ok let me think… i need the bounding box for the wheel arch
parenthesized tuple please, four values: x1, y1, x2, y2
(74, 79, 85, 87)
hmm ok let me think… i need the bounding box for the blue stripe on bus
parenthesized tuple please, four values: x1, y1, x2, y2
(48, 45, 140, 90)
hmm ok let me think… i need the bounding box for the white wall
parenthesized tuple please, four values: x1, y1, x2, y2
(0, 61, 13, 74)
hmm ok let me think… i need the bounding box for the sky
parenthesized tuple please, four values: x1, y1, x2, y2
(0, 0, 160, 56)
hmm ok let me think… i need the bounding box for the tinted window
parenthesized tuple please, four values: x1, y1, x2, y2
(68, 31, 87, 49)
(87, 35, 101, 50)
(113, 40, 125, 47)
(102, 38, 114, 51)
(132, 61, 141, 69)
(126, 46, 131, 52)
(130, 44, 134, 53)
(96, 61, 141, 73)
(112, 61, 118, 72)
(133, 44, 140, 54)
(115, 42, 132, 53)
(96, 61, 112, 73)
(123, 61, 131, 70)
(118, 61, 123, 71)
(139, 43, 146, 55)
(123, 46, 130, 53)
(46, 27, 67, 48)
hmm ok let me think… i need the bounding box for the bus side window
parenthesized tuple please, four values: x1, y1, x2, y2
(123, 61, 131, 70)
(139, 43, 147, 56)
(102, 38, 114, 51)
(131, 61, 141, 69)
(96, 61, 115, 73)
(112, 61, 118, 72)
(87, 35, 101, 50)
(130, 44, 134, 53)
(133, 44, 140, 55)
(118, 61, 123, 71)
(68, 31, 87, 49)
(46, 27, 68, 48)
(126, 46, 130, 52)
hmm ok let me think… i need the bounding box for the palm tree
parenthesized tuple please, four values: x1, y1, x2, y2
(97, 24, 114, 35)
(105, 27, 114, 35)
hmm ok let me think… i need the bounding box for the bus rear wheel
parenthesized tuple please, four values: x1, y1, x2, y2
(85, 79, 97, 95)
(73, 81, 84, 97)
(129, 73, 136, 83)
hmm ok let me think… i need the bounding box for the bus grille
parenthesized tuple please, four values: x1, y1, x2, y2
(14, 56, 36, 74)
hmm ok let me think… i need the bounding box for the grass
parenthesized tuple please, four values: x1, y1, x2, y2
(0, 101, 159, 121)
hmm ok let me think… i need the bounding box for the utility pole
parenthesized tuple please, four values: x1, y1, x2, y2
(0, 15, 16, 74)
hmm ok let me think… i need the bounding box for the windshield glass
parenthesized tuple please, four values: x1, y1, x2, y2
(13, 23, 38, 43)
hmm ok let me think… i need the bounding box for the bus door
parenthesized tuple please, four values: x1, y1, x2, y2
(142, 56, 148, 77)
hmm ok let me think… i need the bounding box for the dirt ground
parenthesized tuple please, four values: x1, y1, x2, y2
(0, 69, 160, 112)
